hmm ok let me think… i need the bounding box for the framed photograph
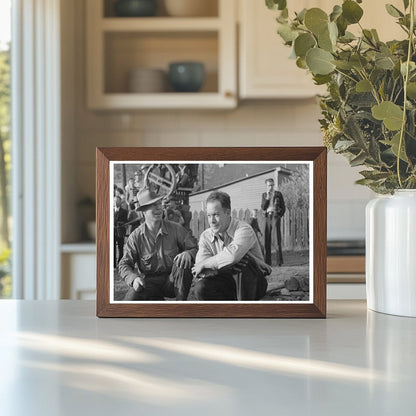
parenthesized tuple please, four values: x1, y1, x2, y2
(96, 147, 327, 318)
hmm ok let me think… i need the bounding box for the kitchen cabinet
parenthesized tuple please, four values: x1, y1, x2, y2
(86, 0, 237, 109)
(238, 0, 325, 99)
(238, 0, 404, 99)
(61, 244, 96, 300)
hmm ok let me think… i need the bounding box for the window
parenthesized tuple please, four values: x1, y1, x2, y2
(0, 0, 11, 298)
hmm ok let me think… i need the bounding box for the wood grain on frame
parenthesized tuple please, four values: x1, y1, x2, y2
(96, 147, 327, 318)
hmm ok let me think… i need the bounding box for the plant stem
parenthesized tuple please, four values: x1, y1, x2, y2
(390, 79, 398, 101)
(397, 0, 415, 188)
(334, 68, 358, 84)
(358, 69, 381, 104)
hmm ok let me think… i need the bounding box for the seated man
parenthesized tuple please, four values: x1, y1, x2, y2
(118, 188, 197, 301)
(192, 191, 271, 301)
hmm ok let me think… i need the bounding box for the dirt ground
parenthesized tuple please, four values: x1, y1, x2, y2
(113, 250, 309, 302)
(262, 250, 309, 301)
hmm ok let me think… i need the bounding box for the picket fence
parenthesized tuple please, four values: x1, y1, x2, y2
(189, 208, 309, 251)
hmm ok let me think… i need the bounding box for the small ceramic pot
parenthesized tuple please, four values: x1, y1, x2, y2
(128, 68, 167, 93)
(164, 0, 218, 17)
(114, 0, 158, 17)
(168, 62, 205, 92)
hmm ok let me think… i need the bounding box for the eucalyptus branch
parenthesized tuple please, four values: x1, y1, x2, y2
(267, 0, 416, 193)
(397, 0, 415, 188)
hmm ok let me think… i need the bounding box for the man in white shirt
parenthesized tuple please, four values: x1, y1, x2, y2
(192, 191, 271, 301)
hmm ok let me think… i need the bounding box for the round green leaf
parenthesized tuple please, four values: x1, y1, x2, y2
(313, 74, 332, 85)
(342, 0, 363, 24)
(328, 21, 338, 43)
(356, 80, 372, 92)
(350, 54, 368, 70)
(375, 56, 395, 70)
(371, 101, 404, 131)
(306, 48, 335, 75)
(389, 132, 408, 162)
(315, 22, 337, 52)
(336, 15, 348, 36)
(318, 28, 334, 52)
(304, 8, 328, 35)
(407, 82, 416, 99)
(294, 33, 316, 58)
(277, 23, 298, 43)
(333, 60, 352, 70)
(401, 61, 416, 76)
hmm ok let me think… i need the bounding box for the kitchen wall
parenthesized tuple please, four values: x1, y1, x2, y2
(61, 0, 374, 243)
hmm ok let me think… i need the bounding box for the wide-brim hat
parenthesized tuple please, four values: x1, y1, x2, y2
(136, 188, 163, 211)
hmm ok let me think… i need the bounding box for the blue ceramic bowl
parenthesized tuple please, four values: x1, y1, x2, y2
(114, 0, 157, 17)
(168, 62, 205, 92)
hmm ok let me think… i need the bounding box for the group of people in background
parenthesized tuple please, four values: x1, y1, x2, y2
(114, 175, 286, 301)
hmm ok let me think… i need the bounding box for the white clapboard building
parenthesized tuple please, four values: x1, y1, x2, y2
(189, 166, 292, 213)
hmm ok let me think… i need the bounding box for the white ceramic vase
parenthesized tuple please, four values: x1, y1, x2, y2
(366, 190, 416, 317)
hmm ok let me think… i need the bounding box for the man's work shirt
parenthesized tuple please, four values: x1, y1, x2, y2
(119, 220, 197, 286)
(196, 217, 264, 270)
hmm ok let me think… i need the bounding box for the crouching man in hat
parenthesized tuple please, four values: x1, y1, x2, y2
(118, 188, 197, 301)
(191, 191, 271, 301)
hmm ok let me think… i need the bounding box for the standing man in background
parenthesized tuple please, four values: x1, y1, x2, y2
(261, 178, 286, 266)
(125, 177, 135, 204)
(114, 195, 128, 267)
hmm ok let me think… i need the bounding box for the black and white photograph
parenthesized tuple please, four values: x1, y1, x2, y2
(110, 161, 312, 303)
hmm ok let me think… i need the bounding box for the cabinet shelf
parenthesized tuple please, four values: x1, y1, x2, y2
(101, 17, 221, 32)
(86, 0, 236, 109)
(91, 92, 235, 110)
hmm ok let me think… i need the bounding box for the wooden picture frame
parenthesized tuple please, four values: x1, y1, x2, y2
(97, 147, 327, 317)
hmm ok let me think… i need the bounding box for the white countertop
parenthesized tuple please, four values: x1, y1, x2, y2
(0, 300, 415, 415)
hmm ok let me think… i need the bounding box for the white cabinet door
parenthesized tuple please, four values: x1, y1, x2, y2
(239, 0, 326, 99)
(238, 0, 404, 99)
(61, 252, 96, 300)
